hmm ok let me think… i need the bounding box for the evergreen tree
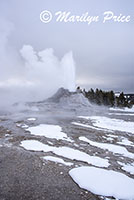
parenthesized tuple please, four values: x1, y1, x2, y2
(79, 87, 134, 108)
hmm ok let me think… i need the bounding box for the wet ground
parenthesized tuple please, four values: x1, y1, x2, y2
(0, 97, 134, 200)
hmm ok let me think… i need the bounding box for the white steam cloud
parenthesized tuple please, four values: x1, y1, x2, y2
(20, 45, 75, 94)
(0, 18, 76, 108)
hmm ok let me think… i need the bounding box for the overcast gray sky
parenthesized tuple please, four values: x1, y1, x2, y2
(0, 0, 134, 95)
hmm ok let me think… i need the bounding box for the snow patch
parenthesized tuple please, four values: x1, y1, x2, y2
(118, 161, 134, 175)
(110, 106, 134, 113)
(89, 116, 134, 134)
(20, 140, 53, 152)
(20, 140, 109, 168)
(117, 138, 134, 147)
(16, 123, 22, 127)
(54, 146, 109, 168)
(27, 118, 36, 121)
(78, 116, 90, 120)
(79, 136, 134, 159)
(103, 134, 118, 142)
(21, 124, 29, 129)
(72, 122, 111, 132)
(109, 113, 134, 116)
(107, 134, 118, 138)
(69, 166, 134, 199)
(26, 124, 73, 142)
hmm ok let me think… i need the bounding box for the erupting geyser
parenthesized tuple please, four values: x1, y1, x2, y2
(20, 45, 76, 97)
(0, 43, 76, 107)
(61, 51, 76, 92)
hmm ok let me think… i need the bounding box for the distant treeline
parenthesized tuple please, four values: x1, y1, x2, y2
(77, 87, 134, 108)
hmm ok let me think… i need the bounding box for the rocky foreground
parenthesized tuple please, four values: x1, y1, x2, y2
(0, 88, 134, 200)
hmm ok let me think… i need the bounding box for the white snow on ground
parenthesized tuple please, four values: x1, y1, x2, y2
(27, 118, 36, 121)
(79, 136, 134, 159)
(102, 134, 118, 142)
(110, 106, 134, 112)
(107, 134, 118, 138)
(21, 124, 29, 129)
(88, 116, 134, 134)
(109, 113, 134, 116)
(20, 140, 109, 168)
(5, 134, 10, 137)
(16, 123, 29, 129)
(78, 116, 90, 120)
(16, 123, 22, 127)
(118, 161, 134, 175)
(69, 166, 134, 200)
(43, 156, 73, 166)
(72, 122, 111, 132)
(53, 146, 109, 167)
(20, 140, 53, 152)
(117, 138, 134, 147)
(26, 124, 73, 142)
(104, 135, 134, 147)
(47, 141, 53, 145)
